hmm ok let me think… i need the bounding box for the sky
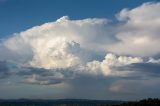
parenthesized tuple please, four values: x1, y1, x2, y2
(0, 0, 160, 100)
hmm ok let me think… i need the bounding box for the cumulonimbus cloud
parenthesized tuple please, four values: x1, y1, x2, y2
(0, 2, 160, 87)
(0, 2, 160, 100)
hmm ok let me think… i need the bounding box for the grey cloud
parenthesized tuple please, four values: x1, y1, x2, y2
(0, 61, 10, 79)
(109, 78, 160, 100)
(112, 62, 160, 78)
(23, 75, 63, 85)
(17, 67, 78, 85)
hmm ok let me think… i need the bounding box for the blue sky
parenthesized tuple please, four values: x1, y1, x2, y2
(0, 0, 160, 100)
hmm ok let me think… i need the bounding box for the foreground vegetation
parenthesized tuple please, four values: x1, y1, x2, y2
(0, 98, 159, 106)
(119, 98, 160, 106)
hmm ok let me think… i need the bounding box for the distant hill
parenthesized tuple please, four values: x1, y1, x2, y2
(0, 99, 124, 106)
(0, 98, 159, 106)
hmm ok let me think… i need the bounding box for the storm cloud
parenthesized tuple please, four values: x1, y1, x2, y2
(0, 2, 160, 100)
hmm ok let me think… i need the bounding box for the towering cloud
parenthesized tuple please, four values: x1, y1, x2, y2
(0, 3, 160, 79)
(0, 2, 160, 100)
(0, 16, 112, 68)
